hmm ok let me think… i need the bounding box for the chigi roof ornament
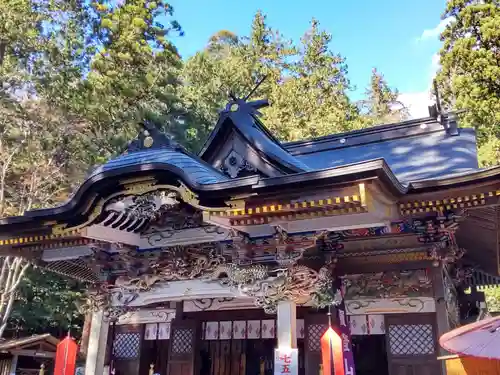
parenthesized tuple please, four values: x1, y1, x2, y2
(222, 75, 270, 116)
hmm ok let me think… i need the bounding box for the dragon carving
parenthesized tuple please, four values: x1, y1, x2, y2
(209, 263, 270, 287)
(110, 248, 226, 294)
(209, 262, 337, 313)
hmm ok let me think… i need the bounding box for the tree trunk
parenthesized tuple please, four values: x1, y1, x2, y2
(0, 256, 30, 338)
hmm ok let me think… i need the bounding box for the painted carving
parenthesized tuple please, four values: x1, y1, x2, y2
(209, 263, 338, 313)
(429, 230, 465, 266)
(210, 263, 270, 286)
(221, 150, 257, 178)
(343, 269, 433, 299)
(154, 247, 226, 280)
(191, 297, 235, 311)
(107, 191, 179, 220)
(115, 274, 162, 292)
(103, 191, 180, 231)
(117, 308, 176, 325)
(111, 247, 226, 293)
(443, 269, 460, 328)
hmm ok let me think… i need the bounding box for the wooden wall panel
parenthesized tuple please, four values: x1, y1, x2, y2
(166, 320, 197, 375)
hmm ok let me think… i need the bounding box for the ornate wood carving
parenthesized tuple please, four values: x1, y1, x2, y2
(343, 270, 433, 299)
(220, 150, 257, 178)
(208, 262, 340, 313)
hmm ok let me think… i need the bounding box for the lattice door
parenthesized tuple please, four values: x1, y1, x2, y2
(166, 320, 197, 375)
(388, 324, 435, 355)
(385, 314, 441, 375)
(307, 324, 328, 352)
(305, 314, 328, 375)
(113, 332, 141, 359)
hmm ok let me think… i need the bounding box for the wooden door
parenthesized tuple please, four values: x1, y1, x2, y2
(385, 314, 442, 375)
(166, 320, 197, 375)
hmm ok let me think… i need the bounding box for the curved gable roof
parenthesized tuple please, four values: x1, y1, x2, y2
(199, 99, 311, 174)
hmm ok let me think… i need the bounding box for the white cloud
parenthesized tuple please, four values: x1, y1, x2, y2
(397, 52, 443, 119)
(399, 91, 434, 119)
(417, 17, 454, 42)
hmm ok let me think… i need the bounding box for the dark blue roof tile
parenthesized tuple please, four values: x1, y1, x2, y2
(89, 149, 229, 185)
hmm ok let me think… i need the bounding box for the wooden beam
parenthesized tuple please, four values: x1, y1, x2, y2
(10, 349, 55, 358)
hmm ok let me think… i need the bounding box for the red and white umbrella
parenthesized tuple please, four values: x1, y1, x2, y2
(440, 316, 500, 359)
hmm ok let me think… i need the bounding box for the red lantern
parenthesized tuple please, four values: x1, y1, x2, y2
(54, 336, 78, 375)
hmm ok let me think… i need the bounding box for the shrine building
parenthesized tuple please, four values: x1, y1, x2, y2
(0, 96, 499, 375)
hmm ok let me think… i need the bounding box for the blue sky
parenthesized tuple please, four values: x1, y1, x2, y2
(169, 0, 449, 117)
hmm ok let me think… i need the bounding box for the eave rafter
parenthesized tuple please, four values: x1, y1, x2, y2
(400, 184, 500, 216)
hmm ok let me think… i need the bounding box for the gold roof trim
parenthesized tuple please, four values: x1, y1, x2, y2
(399, 189, 500, 215)
(214, 183, 367, 218)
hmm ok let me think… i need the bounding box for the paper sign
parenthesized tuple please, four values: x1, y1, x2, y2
(274, 348, 298, 375)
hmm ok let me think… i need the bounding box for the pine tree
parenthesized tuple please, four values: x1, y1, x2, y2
(436, 0, 500, 166)
(362, 68, 408, 124)
(181, 13, 363, 144)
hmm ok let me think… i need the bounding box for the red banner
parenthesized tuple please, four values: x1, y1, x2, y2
(54, 336, 78, 375)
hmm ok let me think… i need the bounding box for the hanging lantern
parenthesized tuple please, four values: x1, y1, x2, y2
(54, 336, 78, 375)
(320, 327, 344, 375)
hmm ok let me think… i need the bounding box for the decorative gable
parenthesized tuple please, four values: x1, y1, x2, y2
(199, 98, 310, 178)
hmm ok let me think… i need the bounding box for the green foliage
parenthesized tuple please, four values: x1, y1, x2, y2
(0, 96, 89, 217)
(484, 287, 500, 313)
(436, 0, 500, 166)
(0, 0, 186, 335)
(9, 267, 84, 336)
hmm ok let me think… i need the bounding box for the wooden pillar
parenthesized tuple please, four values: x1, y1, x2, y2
(431, 266, 450, 354)
(431, 266, 449, 375)
(80, 313, 92, 357)
(277, 301, 297, 349)
(85, 310, 110, 375)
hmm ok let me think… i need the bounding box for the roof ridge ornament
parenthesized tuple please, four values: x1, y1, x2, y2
(223, 75, 270, 116)
(126, 120, 186, 153)
(429, 80, 466, 136)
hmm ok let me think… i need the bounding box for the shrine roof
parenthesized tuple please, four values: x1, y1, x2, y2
(285, 115, 479, 183)
(0, 333, 60, 351)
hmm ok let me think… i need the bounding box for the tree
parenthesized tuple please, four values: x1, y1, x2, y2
(0, 0, 187, 336)
(361, 68, 408, 124)
(181, 12, 365, 146)
(0, 96, 90, 338)
(436, 0, 500, 166)
(9, 267, 84, 337)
